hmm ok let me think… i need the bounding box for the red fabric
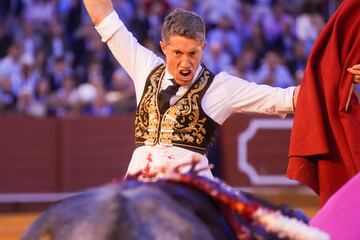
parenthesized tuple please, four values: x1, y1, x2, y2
(286, 0, 360, 206)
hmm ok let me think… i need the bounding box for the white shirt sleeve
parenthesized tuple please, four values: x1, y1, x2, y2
(95, 11, 164, 104)
(202, 71, 295, 124)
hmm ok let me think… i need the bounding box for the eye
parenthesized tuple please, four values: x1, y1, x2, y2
(189, 51, 197, 57)
(174, 50, 182, 56)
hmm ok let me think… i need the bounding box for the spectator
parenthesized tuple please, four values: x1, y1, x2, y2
(229, 46, 257, 83)
(0, 41, 24, 95)
(70, 22, 94, 73)
(129, 6, 151, 44)
(16, 89, 45, 117)
(295, 1, 325, 55)
(23, 0, 57, 27)
(47, 56, 72, 91)
(178, 0, 199, 12)
(108, 68, 136, 114)
(0, 77, 17, 114)
(20, 22, 41, 61)
(202, 41, 233, 74)
(113, 0, 135, 27)
(33, 48, 47, 74)
(198, 0, 241, 28)
(274, 18, 297, 62)
(261, 2, 294, 45)
(0, 0, 24, 18)
(234, 3, 258, 43)
(256, 51, 295, 87)
(85, 88, 114, 117)
(288, 40, 307, 84)
(44, 21, 70, 60)
(142, 0, 171, 43)
(60, 0, 83, 39)
(33, 76, 53, 115)
(0, 24, 13, 59)
(52, 74, 80, 117)
(14, 54, 40, 97)
(207, 15, 242, 57)
(244, 22, 268, 69)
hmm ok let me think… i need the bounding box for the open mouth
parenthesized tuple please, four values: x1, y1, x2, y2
(180, 70, 191, 77)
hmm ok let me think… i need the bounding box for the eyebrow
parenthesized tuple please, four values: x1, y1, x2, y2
(171, 49, 198, 53)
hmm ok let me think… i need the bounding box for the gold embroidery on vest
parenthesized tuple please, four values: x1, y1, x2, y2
(135, 65, 211, 149)
(159, 69, 210, 147)
(135, 65, 165, 145)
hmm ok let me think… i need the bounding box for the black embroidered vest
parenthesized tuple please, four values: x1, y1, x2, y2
(135, 64, 220, 155)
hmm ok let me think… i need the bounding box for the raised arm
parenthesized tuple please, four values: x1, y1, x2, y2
(83, 0, 114, 26)
(82, 0, 164, 105)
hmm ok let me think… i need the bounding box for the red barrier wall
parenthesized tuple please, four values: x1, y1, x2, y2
(0, 114, 295, 194)
(0, 116, 135, 193)
(0, 117, 57, 193)
(221, 114, 296, 187)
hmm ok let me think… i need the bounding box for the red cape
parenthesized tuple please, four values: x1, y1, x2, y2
(287, 0, 360, 206)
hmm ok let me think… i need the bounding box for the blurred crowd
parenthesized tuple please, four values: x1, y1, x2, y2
(0, 0, 329, 117)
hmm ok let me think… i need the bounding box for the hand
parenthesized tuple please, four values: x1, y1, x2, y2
(347, 64, 360, 84)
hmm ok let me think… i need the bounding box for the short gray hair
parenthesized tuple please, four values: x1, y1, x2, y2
(161, 9, 206, 43)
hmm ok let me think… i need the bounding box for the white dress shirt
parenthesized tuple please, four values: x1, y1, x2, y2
(95, 11, 295, 178)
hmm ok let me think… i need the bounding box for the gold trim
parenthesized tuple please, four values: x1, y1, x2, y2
(135, 66, 213, 151)
(135, 65, 165, 145)
(159, 69, 210, 146)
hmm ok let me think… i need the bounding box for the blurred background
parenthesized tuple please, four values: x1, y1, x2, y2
(0, 0, 355, 239)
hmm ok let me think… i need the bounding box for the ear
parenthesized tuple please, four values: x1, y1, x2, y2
(160, 41, 166, 54)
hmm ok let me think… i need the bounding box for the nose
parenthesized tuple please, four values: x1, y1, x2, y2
(180, 56, 192, 68)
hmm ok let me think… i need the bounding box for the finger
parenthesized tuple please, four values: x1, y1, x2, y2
(352, 64, 360, 70)
(348, 64, 360, 70)
(353, 75, 360, 84)
(347, 68, 360, 74)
